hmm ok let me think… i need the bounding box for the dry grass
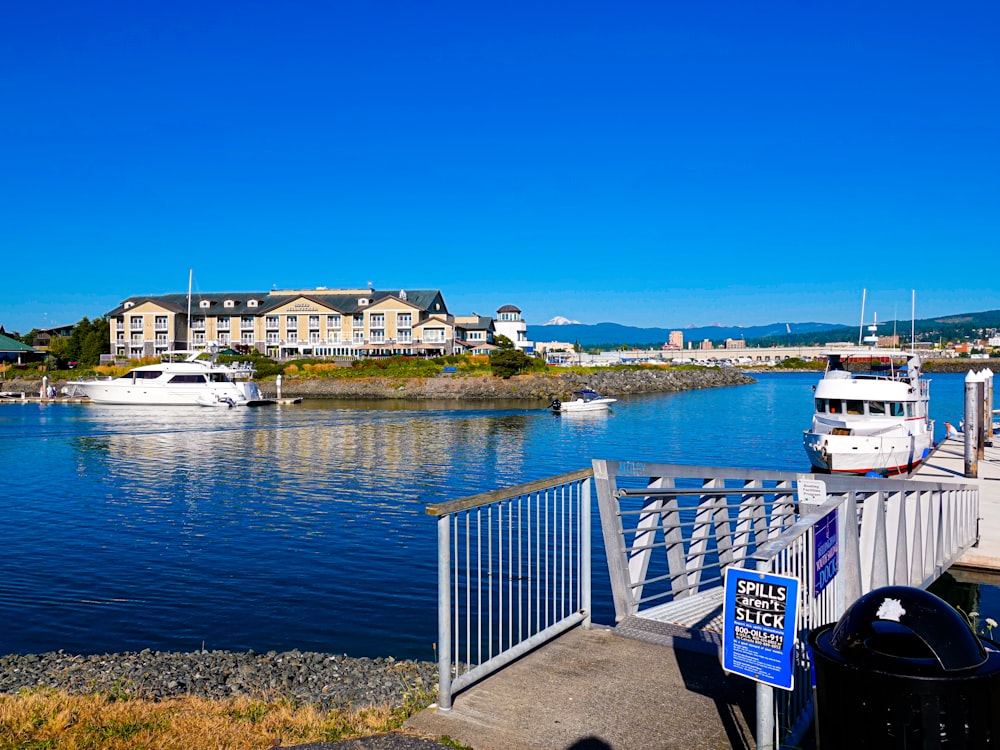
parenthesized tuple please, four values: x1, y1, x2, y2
(0, 690, 421, 749)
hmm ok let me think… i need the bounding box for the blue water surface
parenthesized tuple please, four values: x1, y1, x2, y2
(0, 371, 985, 659)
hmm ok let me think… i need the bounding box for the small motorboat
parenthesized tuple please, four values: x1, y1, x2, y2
(550, 389, 617, 413)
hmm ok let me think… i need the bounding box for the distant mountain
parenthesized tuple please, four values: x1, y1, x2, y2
(527, 321, 847, 347)
(527, 309, 1000, 348)
(543, 316, 581, 325)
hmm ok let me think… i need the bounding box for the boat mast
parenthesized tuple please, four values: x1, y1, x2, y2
(858, 288, 867, 347)
(187, 268, 193, 350)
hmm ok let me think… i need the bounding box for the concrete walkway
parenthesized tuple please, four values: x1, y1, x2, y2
(405, 626, 756, 750)
(912, 435, 1000, 570)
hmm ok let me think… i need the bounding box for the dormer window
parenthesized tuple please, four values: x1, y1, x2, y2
(123, 301, 135, 309)
(224, 299, 235, 308)
(248, 299, 259, 308)
(358, 298, 370, 306)
(199, 300, 211, 309)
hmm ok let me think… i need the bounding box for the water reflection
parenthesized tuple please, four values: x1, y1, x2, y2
(2, 374, 993, 658)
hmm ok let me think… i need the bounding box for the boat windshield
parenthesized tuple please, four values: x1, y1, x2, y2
(119, 370, 162, 380)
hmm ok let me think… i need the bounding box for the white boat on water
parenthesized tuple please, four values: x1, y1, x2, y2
(802, 348, 934, 475)
(67, 351, 269, 406)
(550, 389, 617, 413)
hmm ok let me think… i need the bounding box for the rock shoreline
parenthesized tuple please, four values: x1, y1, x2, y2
(272, 367, 755, 400)
(0, 649, 437, 711)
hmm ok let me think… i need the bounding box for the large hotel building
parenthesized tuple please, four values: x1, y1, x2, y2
(105, 287, 516, 360)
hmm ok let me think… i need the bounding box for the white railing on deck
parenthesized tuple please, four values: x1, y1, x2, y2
(592, 460, 979, 750)
(426, 468, 593, 710)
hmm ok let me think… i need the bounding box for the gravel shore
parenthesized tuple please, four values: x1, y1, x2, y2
(0, 649, 437, 711)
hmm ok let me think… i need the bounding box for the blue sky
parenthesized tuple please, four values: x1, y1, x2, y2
(2, 1, 997, 334)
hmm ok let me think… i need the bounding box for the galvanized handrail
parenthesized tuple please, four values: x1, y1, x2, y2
(592, 460, 980, 749)
(427, 468, 593, 710)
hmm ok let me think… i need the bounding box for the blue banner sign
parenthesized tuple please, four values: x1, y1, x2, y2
(813, 509, 838, 597)
(723, 568, 800, 691)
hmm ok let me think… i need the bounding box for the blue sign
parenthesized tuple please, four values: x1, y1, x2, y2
(723, 568, 800, 691)
(813, 509, 838, 598)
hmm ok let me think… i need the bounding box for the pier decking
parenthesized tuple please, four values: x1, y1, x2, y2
(912, 434, 1000, 571)
(405, 625, 755, 750)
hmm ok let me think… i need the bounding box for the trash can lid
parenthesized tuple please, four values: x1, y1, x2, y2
(829, 586, 987, 672)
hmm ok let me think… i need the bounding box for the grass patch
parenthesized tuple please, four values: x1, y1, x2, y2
(0, 687, 436, 750)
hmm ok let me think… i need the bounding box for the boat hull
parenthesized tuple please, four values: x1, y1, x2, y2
(71, 381, 252, 406)
(803, 430, 933, 475)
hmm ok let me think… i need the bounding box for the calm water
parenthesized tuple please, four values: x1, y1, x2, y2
(0, 372, 985, 660)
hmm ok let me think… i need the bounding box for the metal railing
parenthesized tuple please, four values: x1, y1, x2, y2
(592, 460, 979, 749)
(426, 468, 593, 710)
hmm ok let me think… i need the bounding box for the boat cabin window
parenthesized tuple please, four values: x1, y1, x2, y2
(120, 370, 162, 380)
(815, 398, 826, 412)
(209, 373, 233, 382)
(846, 400, 864, 415)
(869, 401, 885, 415)
(889, 402, 905, 417)
(169, 374, 207, 384)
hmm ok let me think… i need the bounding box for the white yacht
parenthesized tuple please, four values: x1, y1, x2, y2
(67, 351, 267, 406)
(802, 349, 933, 475)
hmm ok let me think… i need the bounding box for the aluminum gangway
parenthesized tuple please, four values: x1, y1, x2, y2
(428, 461, 979, 749)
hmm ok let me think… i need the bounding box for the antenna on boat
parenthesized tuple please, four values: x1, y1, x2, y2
(858, 288, 867, 346)
(187, 268, 193, 350)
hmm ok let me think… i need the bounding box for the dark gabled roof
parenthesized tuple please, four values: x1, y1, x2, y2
(108, 292, 272, 317)
(0, 332, 35, 353)
(455, 315, 494, 331)
(106, 288, 450, 317)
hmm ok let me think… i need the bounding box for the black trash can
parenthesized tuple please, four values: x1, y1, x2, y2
(808, 585, 1000, 749)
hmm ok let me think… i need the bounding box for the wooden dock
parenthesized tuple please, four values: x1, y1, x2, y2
(912, 435, 1000, 571)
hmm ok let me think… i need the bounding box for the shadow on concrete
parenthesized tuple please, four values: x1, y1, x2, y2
(673, 646, 756, 750)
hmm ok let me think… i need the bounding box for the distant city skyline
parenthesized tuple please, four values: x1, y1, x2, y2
(2, 2, 997, 335)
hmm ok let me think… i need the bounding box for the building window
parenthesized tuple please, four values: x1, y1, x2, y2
(353, 314, 364, 328)
(194, 332, 206, 345)
(242, 332, 254, 344)
(200, 300, 211, 308)
(354, 331, 364, 343)
(327, 314, 341, 329)
(219, 333, 230, 345)
(370, 313, 385, 328)
(217, 316, 230, 331)
(398, 330, 412, 344)
(130, 317, 143, 331)
(266, 316, 279, 329)
(224, 299, 235, 308)
(285, 315, 298, 330)
(308, 315, 320, 329)
(266, 332, 279, 344)
(398, 313, 411, 329)
(192, 316, 205, 330)
(154, 316, 168, 330)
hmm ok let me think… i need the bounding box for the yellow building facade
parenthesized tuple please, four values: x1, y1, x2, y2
(107, 287, 486, 360)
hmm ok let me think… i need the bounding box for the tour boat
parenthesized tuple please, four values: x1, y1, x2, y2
(550, 389, 617, 413)
(802, 349, 934, 475)
(67, 351, 266, 406)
